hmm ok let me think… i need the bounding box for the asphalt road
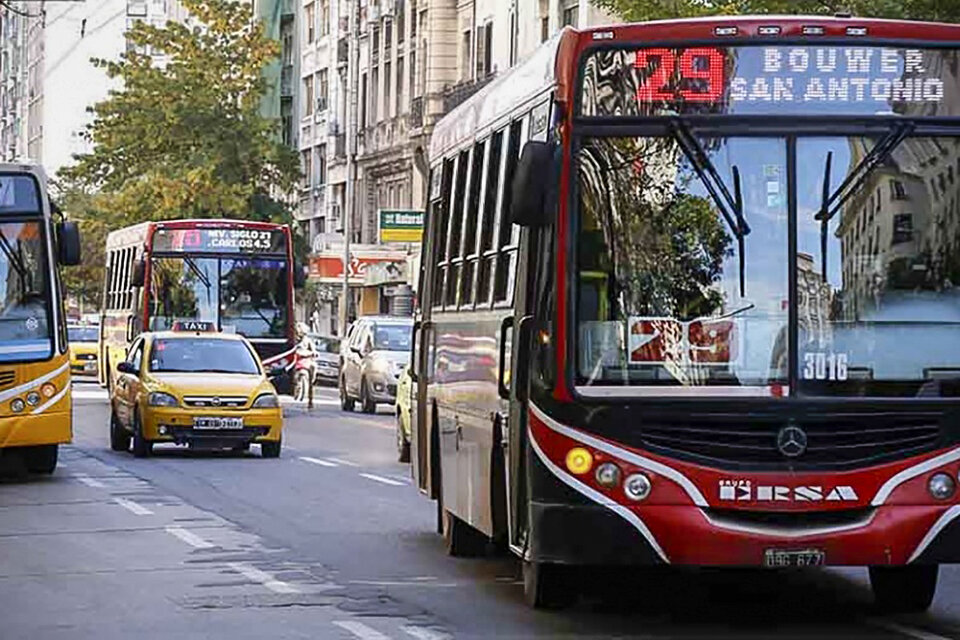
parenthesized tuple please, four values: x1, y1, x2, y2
(4, 382, 960, 639)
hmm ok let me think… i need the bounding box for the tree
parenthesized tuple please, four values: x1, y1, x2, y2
(593, 0, 960, 22)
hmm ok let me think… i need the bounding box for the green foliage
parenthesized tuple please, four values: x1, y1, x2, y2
(593, 0, 960, 22)
(57, 0, 300, 307)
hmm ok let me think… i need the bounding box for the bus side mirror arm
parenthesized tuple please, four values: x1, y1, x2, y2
(498, 316, 515, 400)
(57, 221, 81, 266)
(510, 141, 560, 228)
(409, 319, 421, 382)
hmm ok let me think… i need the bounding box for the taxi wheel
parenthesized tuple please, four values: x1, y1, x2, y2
(131, 413, 153, 458)
(340, 377, 355, 412)
(24, 444, 58, 474)
(870, 565, 938, 612)
(261, 439, 282, 458)
(360, 378, 376, 414)
(110, 411, 130, 452)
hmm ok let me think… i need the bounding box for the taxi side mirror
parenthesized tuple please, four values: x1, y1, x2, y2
(117, 362, 137, 375)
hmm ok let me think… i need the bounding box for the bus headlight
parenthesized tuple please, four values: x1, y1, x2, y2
(148, 392, 178, 407)
(40, 383, 56, 398)
(594, 462, 621, 488)
(10, 398, 24, 413)
(928, 473, 956, 500)
(25, 392, 40, 406)
(624, 473, 652, 501)
(252, 393, 279, 408)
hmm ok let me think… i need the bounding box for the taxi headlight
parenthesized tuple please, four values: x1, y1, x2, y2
(252, 393, 279, 408)
(148, 392, 178, 407)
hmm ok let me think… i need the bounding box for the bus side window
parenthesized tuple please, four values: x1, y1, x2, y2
(459, 140, 485, 309)
(494, 119, 524, 303)
(446, 149, 470, 308)
(477, 130, 504, 308)
(432, 158, 454, 309)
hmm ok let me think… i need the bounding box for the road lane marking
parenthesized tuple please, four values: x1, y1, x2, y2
(227, 562, 300, 594)
(866, 620, 953, 640)
(113, 498, 153, 515)
(300, 456, 338, 467)
(332, 620, 392, 640)
(165, 526, 214, 549)
(359, 473, 404, 486)
(328, 457, 359, 467)
(401, 626, 450, 640)
(73, 474, 105, 488)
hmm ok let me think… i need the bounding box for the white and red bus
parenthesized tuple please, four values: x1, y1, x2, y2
(99, 219, 303, 394)
(411, 16, 960, 610)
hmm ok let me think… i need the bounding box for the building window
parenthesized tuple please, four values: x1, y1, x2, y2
(410, 0, 417, 38)
(317, 68, 329, 112)
(372, 26, 380, 64)
(127, 0, 147, 17)
(319, 0, 329, 37)
(892, 213, 913, 245)
(890, 179, 908, 200)
(301, 150, 312, 189)
(303, 74, 314, 117)
(541, 16, 549, 43)
(360, 72, 368, 128)
(562, 4, 579, 28)
(461, 29, 471, 81)
(371, 67, 379, 122)
(409, 50, 418, 98)
(305, 2, 315, 43)
(396, 56, 404, 114)
(397, 0, 405, 43)
(316, 144, 326, 185)
(509, 10, 517, 66)
(385, 18, 392, 56)
(384, 61, 392, 118)
(476, 22, 492, 78)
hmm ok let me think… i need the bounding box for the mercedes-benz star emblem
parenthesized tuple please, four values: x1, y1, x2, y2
(212, 397, 221, 407)
(776, 425, 808, 458)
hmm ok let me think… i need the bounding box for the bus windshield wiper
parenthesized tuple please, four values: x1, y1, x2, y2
(0, 228, 29, 291)
(815, 122, 914, 281)
(182, 256, 212, 290)
(670, 118, 750, 296)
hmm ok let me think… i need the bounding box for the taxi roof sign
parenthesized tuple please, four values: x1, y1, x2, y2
(172, 320, 216, 332)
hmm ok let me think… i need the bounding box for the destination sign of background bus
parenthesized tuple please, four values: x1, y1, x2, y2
(581, 45, 960, 117)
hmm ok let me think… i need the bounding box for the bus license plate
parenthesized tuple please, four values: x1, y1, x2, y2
(193, 417, 244, 430)
(764, 549, 826, 567)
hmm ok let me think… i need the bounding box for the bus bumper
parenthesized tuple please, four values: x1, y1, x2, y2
(0, 410, 71, 449)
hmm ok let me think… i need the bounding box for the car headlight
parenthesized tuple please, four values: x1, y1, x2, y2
(148, 392, 178, 407)
(252, 393, 279, 408)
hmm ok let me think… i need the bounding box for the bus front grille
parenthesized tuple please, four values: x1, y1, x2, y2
(0, 371, 16, 390)
(638, 413, 942, 470)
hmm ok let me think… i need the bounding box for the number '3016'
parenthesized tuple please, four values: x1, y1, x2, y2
(802, 352, 848, 381)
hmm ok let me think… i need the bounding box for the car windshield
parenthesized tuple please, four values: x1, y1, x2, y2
(0, 219, 52, 362)
(148, 256, 288, 338)
(312, 336, 340, 353)
(372, 323, 412, 351)
(68, 326, 98, 342)
(576, 135, 787, 390)
(148, 338, 261, 374)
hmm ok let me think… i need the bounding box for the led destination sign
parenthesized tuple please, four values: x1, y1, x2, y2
(152, 227, 286, 254)
(580, 45, 960, 117)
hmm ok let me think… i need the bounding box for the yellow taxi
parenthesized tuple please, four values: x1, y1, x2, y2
(68, 324, 99, 377)
(108, 322, 283, 458)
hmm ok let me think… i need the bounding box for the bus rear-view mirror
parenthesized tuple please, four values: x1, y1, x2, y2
(510, 141, 558, 228)
(57, 221, 81, 266)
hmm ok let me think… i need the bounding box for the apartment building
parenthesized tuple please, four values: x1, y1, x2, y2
(0, 0, 188, 176)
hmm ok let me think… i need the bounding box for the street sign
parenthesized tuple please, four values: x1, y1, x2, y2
(379, 209, 424, 243)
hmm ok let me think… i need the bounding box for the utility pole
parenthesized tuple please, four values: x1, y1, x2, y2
(340, 0, 360, 337)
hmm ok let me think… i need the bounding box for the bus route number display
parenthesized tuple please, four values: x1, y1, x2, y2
(581, 45, 960, 117)
(153, 227, 286, 254)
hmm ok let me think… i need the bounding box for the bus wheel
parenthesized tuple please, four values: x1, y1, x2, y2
(870, 565, 938, 613)
(522, 560, 576, 610)
(339, 377, 355, 412)
(261, 439, 282, 458)
(360, 378, 376, 414)
(442, 510, 487, 557)
(24, 444, 58, 474)
(110, 410, 130, 452)
(131, 413, 153, 458)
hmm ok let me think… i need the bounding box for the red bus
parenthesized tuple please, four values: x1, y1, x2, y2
(100, 219, 303, 394)
(411, 17, 960, 610)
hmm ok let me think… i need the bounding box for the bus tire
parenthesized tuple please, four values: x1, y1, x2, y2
(131, 412, 152, 458)
(442, 509, 487, 558)
(870, 565, 938, 613)
(339, 376, 355, 412)
(523, 560, 576, 610)
(360, 378, 376, 414)
(110, 410, 130, 452)
(261, 439, 282, 458)
(25, 444, 58, 474)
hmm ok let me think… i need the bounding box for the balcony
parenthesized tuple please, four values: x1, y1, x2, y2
(408, 96, 423, 129)
(442, 74, 495, 114)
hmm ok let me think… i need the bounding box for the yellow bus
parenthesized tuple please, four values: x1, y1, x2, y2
(0, 165, 81, 474)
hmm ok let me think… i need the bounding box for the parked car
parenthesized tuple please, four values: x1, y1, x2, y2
(339, 315, 413, 413)
(395, 364, 414, 462)
(308, 333, 340, 385)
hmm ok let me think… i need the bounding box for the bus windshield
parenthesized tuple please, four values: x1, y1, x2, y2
(148, 257, 288, 338)
(0, 220, 51, 362)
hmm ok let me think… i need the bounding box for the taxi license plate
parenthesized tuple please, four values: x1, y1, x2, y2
(763, 549, 826, 567)
(193, 417, 244, 430)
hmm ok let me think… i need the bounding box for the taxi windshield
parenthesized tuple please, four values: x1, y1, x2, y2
(148, 338, 260, 375)
(68, 326, 98, 342)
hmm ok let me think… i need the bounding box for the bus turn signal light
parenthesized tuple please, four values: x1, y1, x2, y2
(594, 462, 621, 488)
(565, 448, 593, 475)
(40, 383, 56, 398)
